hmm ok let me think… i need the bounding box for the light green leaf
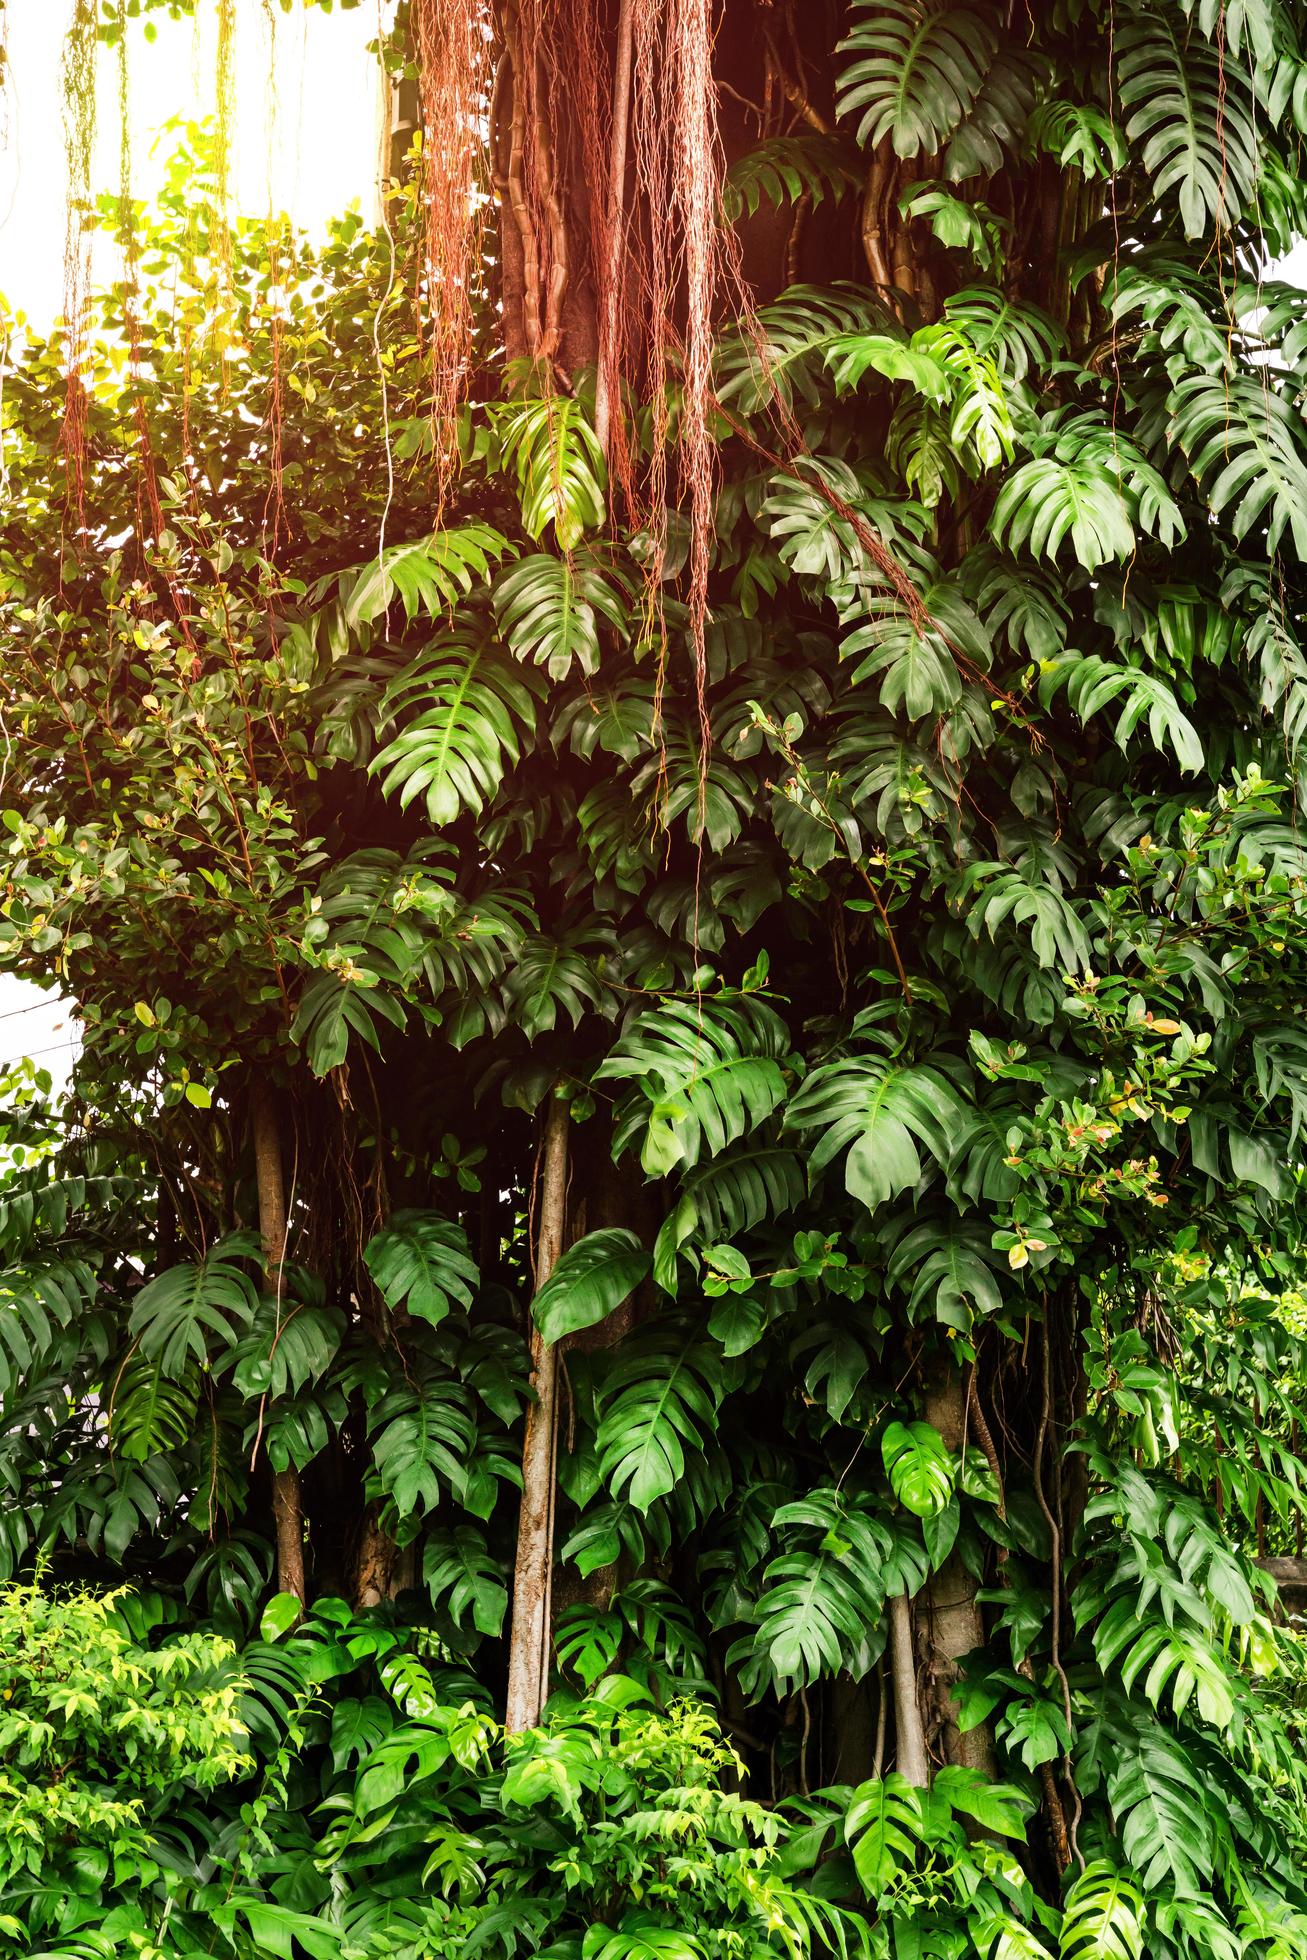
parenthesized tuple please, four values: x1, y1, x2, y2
(882, 1419, 956, 1516)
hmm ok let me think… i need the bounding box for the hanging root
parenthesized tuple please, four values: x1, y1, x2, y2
(114, 32, 167, 552)
(410, 0, 491, 508)
(625, 0, 747, 838)
(592, 0, 634, 461)
(214, 0, 237, 345)
(59, 0, 97, 530)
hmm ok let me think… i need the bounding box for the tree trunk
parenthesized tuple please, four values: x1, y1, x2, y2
(504, 1090, 571, 1732)
(250, 1077, 306, 1607)
(919, 1369, 995, 1776)
(354, 1502, 417, 1609)
(549, 1123, 651, 1625)
(592, 0, 633, 459)
(889, 1590, 929, 1787)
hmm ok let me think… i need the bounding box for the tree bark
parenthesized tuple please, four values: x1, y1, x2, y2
(504, 1090, 571, 1732)
(889, 1590, 929, 1787)
(919, 1369, 995, 1777)
(549, 1122, 652, 1624)
(354, 1502, 417, 1608)
(250, 1077, 306, 1608)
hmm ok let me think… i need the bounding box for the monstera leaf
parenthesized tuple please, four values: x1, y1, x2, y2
(364, 1214, 479, 1329)
(531, 1229, 651, 1345)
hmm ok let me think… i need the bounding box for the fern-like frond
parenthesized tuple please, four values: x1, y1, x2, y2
(836, 0, 999, 157)
(599, 995, 792, 1176)
(1027, 99, 1127, 180)
(730, 1491, 890, 1694)
(722, 133, 863, 222)
(368, 1370, 479, 1520)
(1168, 373, 1307, 559)
(1060, 1860, 1146, 1960)
(423, 1525, 509, 1638)
(108, 1348, 201, 1462)
(486, 397, 607, 550)
(1117, 10, 1258, 239)
(0, 1254, 98, 1407)
(652, 1143, 807, 1292)
(1038, 653, 1205, 774)
(335, 523, 513, 638)
(594, 1326, 723, 1512)
(494, 547, 629, 682)
(503, 924, 612, 1038)
(127, 1243, 259, 1379)
(943, 45, 1043, 178)
(370, 622, 540, 826)
(990, 413, 1185, 571)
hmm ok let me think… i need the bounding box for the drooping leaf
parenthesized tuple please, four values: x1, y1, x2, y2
(532, 1229, 651, 1346)
(364, 1214, 479, 1329)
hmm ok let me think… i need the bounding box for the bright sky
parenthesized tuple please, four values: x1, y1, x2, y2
(0, 0, 387, 1087)
(0, 0, 387, 325)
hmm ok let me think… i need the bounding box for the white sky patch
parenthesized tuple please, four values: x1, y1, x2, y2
(0, 0, 386, 326)
(0, 981, 81, 1097)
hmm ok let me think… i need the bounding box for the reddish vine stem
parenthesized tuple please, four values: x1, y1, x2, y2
(594, 0, 634, 459)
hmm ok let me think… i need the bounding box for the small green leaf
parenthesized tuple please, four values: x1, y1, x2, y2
(260, 1592, 302, 1642)
(882, 1419, 956, 1516)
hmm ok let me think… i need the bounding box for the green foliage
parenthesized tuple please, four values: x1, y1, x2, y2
(787, 1046, 965, 1212)
(0, 1581, 246, 1939)
(599, 995, 791, 1177)
(882, 1419, 956, 1516)
(495, 549, 630, 682)
(325, 1677, 869, 1959)
(532, 1229, 651, 1344)
(729, 1489, 893, 1692)
(367, 1362, 481, 1520)
(836, 1, 998, 158)
(336, 523, 513, 636)
(1117, 10, 1258, 239)
(486, 397, 607, 550)
(363, 1213, 479, 1329)
(127, 1242, 259, 1378)
(2, 12, 1307, 1960)
(370, 624, 540, 826)
(593, 1327, 723, 1512)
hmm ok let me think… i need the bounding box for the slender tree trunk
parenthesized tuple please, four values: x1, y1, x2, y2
(550, 1128, 651, 1623)
(354, 1502, 416, 1608)
(504, 1091, 570, 1732)
(919, 1370, 995, 1776)
(251, 1077, 306, 1607)
(889, 1590, 929, 1787)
